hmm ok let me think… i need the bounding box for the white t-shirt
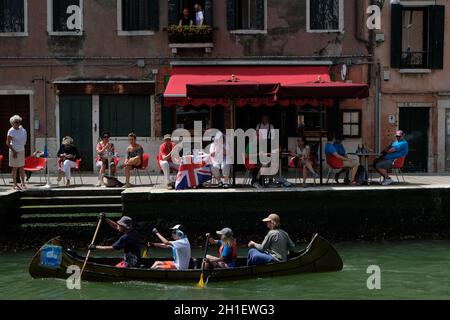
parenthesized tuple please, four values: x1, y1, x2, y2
(195, 11, 204, 25)
(170, 237, 191, 270)
(256, 122, 274, 140)
(7, 126, 27, 152)
(209, 141, 231, 166)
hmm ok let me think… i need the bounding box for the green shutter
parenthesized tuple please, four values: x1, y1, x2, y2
(204, 0, 213, 27)
(428, 5, 445, 69)
(227, 0, 237, 30)
(168, 0, 180, 26)
(161, 75, 174, 136)
(390, 4, 402, 68)
(255, 0, 265, 30)
(149, 0, 159, 31)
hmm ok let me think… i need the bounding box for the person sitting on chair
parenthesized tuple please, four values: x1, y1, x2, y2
(374, 130, 409, 186)
(149, 225, 191, 270)
(247, 214, 296, 266)
(289, 136, 318, 187)
(325, 133, 358, 185)
(96, 131, 117, 187)
(333, 135, 351, 184)
(88, 214, 141, 268)
(57, 136, 81, 187)
(159, 134, 178, 190)
(209, 132, 232, 189)
(120, 133, 143, 188)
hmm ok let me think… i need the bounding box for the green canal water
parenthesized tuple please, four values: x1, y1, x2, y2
(0, 241, 449, 300)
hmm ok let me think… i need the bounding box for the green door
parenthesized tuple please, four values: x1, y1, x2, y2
(399, 107, 429, 172)
(59, 96, 93, 171)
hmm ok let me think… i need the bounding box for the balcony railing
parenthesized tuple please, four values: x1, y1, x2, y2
(167, 25, 214, 54)
(401, 51, 428, 69)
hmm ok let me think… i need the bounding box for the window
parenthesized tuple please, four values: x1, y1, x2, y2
(227, 0, 266, 33)
(0, 0, 27, 36)
(100, 95, 151, 137)
(118, 0, 159, 35)
(176, 106, 211, 131)
(341, 110, 361, 138)
(391, 4, 445, 69)
(47, 0, 83, 35)
(307, 0, 343, 32)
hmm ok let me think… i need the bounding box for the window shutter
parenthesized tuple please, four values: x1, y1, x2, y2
(428, 5, 445, 69)
(255, 0, 265, 30)
(204, 0, 213, 27)
(227, 0, 236, 30)
(149, 0, 159, 31)
(167, 0, 180, 26)
(390, 4, 402, 68)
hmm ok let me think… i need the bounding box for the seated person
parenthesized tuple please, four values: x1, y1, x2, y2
(209, 132, 232, 188)
(57, 136, 81, 187)
(88, 214, 141, 268)
(325, 133, 358, 185)
(247, 214, 296, 266)
(245, 135, 268, 189)
(289, 136, 318, 186)
(333, 135, 351, 184)
(374, 130, 409, 186)
(96, 131, 117, 187)
(159, 134, 178, 190)
(120, 133, 144, 188)
(204, 227, 237, 269)
(179, 8, 193, 26)
(149, 225, 191, 270)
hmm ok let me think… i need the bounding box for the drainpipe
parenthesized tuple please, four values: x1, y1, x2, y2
(375, 63, 381, 154)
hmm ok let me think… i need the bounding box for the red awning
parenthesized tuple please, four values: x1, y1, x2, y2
(187, 80, 279, 98)
(164, 66, 336, 107)
(278, 82, 369, 99)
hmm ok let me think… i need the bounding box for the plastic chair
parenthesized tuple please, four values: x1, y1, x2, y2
(134, 153, 153, 185)
(289, 154, 318, 184)
(58, 158, 84, 185)
(325, 155, 344, 184)
(391, 157, 406, 183)
(0, 155, 6, 185)
(24, 157, 47, 183)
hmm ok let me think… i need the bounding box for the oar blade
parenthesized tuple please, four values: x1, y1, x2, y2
(197, 273, 205, 288)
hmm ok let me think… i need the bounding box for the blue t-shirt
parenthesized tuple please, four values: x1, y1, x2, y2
(334, 143, 346, 156)
(385, 140, 408, 160)
(325, 143, 337, 156)
(218, 240, 235, 268)
(112, 230, 141, 267)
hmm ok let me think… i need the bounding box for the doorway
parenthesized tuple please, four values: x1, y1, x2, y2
(399, 107, 429, 172)
(0, 95, 31, 172)
(59, 96, 93, 171)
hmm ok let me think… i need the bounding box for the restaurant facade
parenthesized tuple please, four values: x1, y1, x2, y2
(1, 0, 380, 173)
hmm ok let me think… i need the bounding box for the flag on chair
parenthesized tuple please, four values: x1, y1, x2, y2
(175, 162, 212, 190)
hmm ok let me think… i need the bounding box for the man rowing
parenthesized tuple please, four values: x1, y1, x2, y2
(247, 213, 296, 266)
(149, 224, 192, 270)
(88, 214, 141, 268)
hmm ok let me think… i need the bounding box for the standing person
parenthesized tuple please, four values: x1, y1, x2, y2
(247, 214, 296, 266)
(159, 134, 178, 190)
(289, 136, 319, 186)
(256, 114, 275, 146)
(194, 3, 204, 26)
(374, 130, 409, 186)
(6, 115, 27, 190)
(179, 8, 193, 26)
(209, 132, 232, 188)
(96, 131, 117, 187)
(88, 214, 141, 268)
(120, 133, 144, 188)
(57, 136, 81, 187)
(150, 225, 192, 270)
(204, 228, 237, 269)
(325, 133, 359, 185)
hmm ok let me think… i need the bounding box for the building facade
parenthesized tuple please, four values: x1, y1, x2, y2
(0, 0, 379, 172)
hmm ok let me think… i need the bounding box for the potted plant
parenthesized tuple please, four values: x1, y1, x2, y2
(167, 25, 213, 43)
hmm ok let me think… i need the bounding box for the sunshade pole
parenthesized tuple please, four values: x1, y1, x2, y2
(319, 104, 324, 185)
(231, 99, 237, 187)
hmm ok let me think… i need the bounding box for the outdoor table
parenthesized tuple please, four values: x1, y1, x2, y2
(348, 152, 380, 184)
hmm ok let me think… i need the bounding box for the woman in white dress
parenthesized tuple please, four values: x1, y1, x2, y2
(6, 115, 27, 190)
(290, 136, 318, 186)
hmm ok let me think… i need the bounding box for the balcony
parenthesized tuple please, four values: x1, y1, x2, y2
(167, 25, 214, 54)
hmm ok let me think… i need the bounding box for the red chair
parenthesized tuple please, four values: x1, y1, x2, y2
(24, 156, 47, 183)
(289, 154, 318, 184)
(58, 158, 84, 185)
(391, 156, 406, 183)
(133, 153, 153, 185)
(325, 154, 344, 184)
(0, 155, 6, 185)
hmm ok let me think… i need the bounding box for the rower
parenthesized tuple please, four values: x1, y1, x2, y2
(88, 213, 141, 268)
(247, 213, 296, 266)
(149, 224, 191, 270)
(204, 227, 237, 269)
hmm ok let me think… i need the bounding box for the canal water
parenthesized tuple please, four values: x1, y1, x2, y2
(0, 241, 449, 300)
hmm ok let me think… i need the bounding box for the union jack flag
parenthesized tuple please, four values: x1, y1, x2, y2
(175, 161, 212, 190)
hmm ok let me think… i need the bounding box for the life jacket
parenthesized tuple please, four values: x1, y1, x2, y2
(219, 241, 237, 263)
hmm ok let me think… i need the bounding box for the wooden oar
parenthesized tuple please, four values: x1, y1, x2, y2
(197, 234, 210, 288)
(80, 214, 103, 279)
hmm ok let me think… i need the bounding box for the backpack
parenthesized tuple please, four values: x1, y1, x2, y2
(102, 175, 124, 188)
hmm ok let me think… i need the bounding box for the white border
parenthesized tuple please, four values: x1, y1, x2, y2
(117, 0, 155, 36)
(230, 0, 268, 35)
(0, 0, 28, 37)
(47, 0, 84, 36)
(306, 0, 344, 33)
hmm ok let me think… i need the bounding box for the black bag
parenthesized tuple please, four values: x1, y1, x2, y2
(355, 165, 367, 185)
(102, 175, 124, 188)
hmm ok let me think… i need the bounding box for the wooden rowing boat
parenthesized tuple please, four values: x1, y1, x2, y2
(29, 234, 343, 283)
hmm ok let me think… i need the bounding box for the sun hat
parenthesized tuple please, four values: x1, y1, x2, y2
(170, 224, 185, 237)
(164, 134, 172, 140)
(117, 216, 133, 230)
(216, 227, 233, 238)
